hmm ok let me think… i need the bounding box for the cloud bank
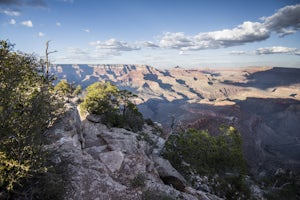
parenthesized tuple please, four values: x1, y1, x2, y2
(156, 4, 300, 51)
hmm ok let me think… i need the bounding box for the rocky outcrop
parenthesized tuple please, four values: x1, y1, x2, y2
(153, 156, 187, 191)
(46, 103, 221, 200)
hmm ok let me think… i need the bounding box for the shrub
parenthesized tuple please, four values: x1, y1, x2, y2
(130, 173, 146, 188)
(54, 80, 73, 97)
(80, 82, 119, 115)
(163, 126, 249, 199)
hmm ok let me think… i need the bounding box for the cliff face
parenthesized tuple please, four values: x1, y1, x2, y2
(45, 103, 222, 200)
(51, 64, 246, 103)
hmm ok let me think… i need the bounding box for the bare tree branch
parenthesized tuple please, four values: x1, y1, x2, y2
(45, 40, 57, 80)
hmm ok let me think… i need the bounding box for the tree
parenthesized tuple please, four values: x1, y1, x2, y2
(123, 102, 144, 132)
(117, 90, 137, 116)
(0, 40, 62, 198)
(80, 82, 119, 115)
(54, 80, 73, 96)
(80, 82, 144, 131)
(73, 85, 82, 96)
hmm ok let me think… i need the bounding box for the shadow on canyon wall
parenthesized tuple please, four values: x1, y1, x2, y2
(139, 97, 300, 175)
(222, 67, 300, 89)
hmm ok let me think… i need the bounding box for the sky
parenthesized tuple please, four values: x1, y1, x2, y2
(0, 0, 300, 68)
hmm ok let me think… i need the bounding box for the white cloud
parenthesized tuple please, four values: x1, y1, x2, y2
(159, 21, 269, 51)
(256, 46, 298, 55)
(58, 46, 120, 62)
(90, 38, 140, 52)
(21, 20, 33, 27)
(194, 21, 269, 48)
(38, 32, 44, 37)
(0, 9, 21, 16)
(150, 4, 300, 52)
(9, 19, 16, 25)
(56, 47, 89, 62)
(83, 29, 90, 33)
(159, 32, 193, 49)
(56, 22, 61, 27)
(263, 4, 300, 37)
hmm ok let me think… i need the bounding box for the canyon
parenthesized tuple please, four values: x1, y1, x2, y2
(51, 64, 300, 175)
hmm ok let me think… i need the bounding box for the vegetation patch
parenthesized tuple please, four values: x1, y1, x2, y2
(80, 82, 144, 132)
(163, 125, 250, 199)
(262, 170, 300, 200)
(130, 173, 146, 188)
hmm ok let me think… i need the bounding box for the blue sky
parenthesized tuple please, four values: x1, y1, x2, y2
(1, 0, 300, 68)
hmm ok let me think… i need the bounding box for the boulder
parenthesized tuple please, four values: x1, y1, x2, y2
(99, 128, 139, 154)
(99, 150, 124, 173)
(153, 156, 187, 191)
(86, 114, 102, 123)
(84, 145, 108, 160)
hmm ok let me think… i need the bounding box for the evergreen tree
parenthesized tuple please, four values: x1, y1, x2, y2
(80, 82, 143, 131)
(0, 40, 62, 198)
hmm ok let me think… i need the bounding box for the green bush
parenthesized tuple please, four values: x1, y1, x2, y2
(54, 80, 73, 97)
(80, 82, 119, 115)
(101, 110, 125, 128)
(80, 82, 144, 131)
(163, 126, 249, 199)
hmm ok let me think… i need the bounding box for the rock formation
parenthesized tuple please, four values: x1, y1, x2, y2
(46, 103, 222, 200)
